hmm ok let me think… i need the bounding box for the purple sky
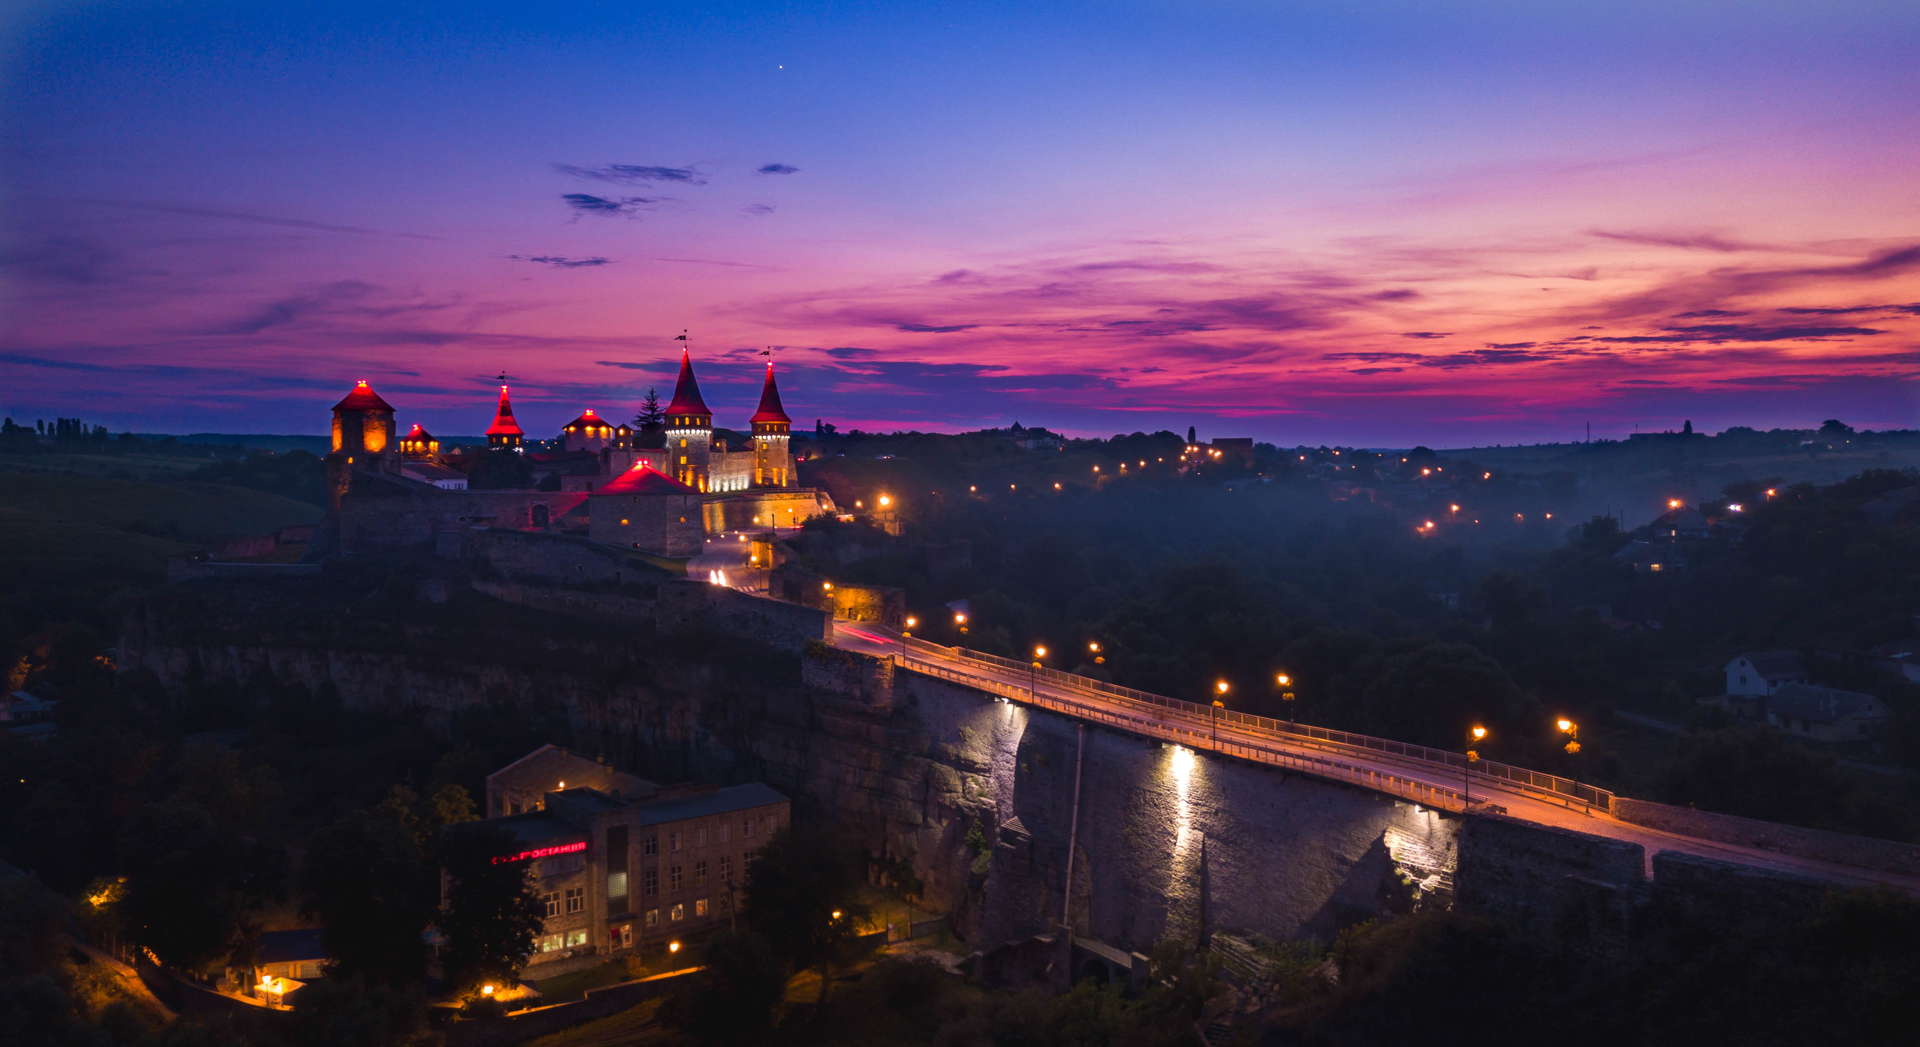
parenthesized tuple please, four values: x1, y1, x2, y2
(2, 0, 1916, 445)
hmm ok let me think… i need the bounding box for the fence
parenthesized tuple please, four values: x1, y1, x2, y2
(899, 657, 1472, 814)
(893, 635, 1612, 813)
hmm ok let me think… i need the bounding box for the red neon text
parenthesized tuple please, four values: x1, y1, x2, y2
(491, 840, 588, 865)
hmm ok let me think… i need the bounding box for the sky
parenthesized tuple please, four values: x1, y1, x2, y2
(2, 0, 1916, 447)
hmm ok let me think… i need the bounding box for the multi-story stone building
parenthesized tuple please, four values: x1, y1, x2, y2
(479, 745, 790, 970)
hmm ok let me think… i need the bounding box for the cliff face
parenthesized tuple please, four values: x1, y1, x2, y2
(125, 606, 1458, 953)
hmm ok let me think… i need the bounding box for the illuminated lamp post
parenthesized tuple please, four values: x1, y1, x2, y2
(1557, 717, 1581, 754)
(1031, 645, 1048, 698)
(1464, 724, 1488, 807)
(1087, 640, 1104, 665)
(1275, 672, 1296, 728)
(953, 611, 969, 637)
(900, 615, 917, 658)
(1212, 679, 1230, 746)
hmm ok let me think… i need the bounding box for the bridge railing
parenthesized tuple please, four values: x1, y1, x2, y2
(897, 657, 1472, 814)
(896, 636, 1612, 812)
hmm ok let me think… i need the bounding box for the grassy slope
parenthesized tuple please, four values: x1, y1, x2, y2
(0, 467, 322, 544)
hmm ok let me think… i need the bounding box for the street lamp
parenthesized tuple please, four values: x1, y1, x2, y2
(1031, 645, 1048, 697)
(1088, 640, 1104, 665)
(1212, 679, 1230, 745)
(900, 615, 918, 657)
(1557, 717, 1581, 754)
(954, 611, 968, 636)
(1464, 725, 1488, 807)
(1275, 672, 1297, 727)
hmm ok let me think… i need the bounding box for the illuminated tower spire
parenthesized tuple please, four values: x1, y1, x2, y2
(663, 336, 713, 490)
(749, 357, 792, 488)
(486, 381, 525, 452)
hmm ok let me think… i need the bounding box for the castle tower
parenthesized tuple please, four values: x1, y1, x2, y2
(664, 347, 713, 491)
(399, 423, 438, 456)
(749, 361, 793, 488)
(486, 384, 525, 452)
(327, 380, 396, 509)
(561, 408, 614, 453)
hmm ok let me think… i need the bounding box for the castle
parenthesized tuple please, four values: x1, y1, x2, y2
(324, 348, 835, 559)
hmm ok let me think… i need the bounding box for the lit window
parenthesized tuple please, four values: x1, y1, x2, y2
(608, 871, 628, 898)
(644, 908, 659, 928)
(566, 929, 589, 948)
(695, 897, 709, 917)
(670, 903, 685, 922)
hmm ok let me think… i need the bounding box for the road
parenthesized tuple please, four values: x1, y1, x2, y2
(828, 621, 1920, 893)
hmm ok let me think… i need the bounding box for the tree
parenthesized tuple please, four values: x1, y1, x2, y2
(634, 388, 664, 431)
(117, 801, 277, 975)
(668, 931, 786, 1044)
(302, 809, 436, 983)
(1819, 419, 1854, 436)
(740, 826, 869, 1002)
(436, 822, 545, 989)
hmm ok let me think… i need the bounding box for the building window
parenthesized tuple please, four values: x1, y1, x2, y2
(670, 831, 682, 852)
(643, 835, 657, 856)
(669, 865, 682, 891)
(644, 908, 659, 928)
(719, 856, 731, 884)
(694, 860, 707, 887)
(743, 817, 754, 838)
(718, 822, 729, 844)
(695, 897, 709, 917)
(608, 870, 628, 902)
(544, 891, 562, 918)
(538, 933, 564, 953)
(643, 868, 658, 896)
(565, 929, 588, 948)
(670, 903, 685, 922)
(565, 887, 585, 914)
(695, 826, 708, 847)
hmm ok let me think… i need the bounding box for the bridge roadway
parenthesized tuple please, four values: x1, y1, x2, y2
(829, 622, 1920, 893)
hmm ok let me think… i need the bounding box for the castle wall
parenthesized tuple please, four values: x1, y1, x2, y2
(702, 488, 833, 532)
(337, 487, 588, 551)
(587, 492, 703, 558)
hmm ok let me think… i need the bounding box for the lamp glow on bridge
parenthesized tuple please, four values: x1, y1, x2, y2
(953, 610, 968, 635)
(1464, 724, 1487, 806)
(1088, 640, 1104, 664)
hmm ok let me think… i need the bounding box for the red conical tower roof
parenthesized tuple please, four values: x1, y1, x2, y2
(749, 361, 791, 426)
(333, 380, 394, 413)
(486, 384, 524, 437)
(665, 348, 711, 419)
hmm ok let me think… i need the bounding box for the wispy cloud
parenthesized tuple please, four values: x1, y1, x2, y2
(554, 163, 706, 185)
(741, 203, 776, 217)
(561, 193, 665, 218)
(757, 163, 799, 175)
(509, 254, 613, 268)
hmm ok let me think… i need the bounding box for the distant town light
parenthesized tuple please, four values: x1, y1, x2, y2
(1449, 504, 1460, 513)
(481, 984, 496, 996)
(877, 494, 892, 508)
(1727, 503, 1744, 513)
(1667, 498, 1683, 509)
